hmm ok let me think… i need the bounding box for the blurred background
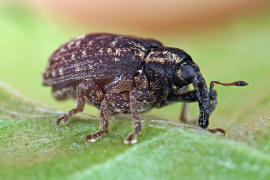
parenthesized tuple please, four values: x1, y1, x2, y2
(0, 0, 270, 129)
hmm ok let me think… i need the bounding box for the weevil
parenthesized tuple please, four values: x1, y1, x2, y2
(43, 33, 248, 144)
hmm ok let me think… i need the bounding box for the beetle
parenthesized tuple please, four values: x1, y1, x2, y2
(42, 33, 248, 144)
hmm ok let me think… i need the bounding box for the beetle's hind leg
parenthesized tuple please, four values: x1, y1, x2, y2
(57, 95, 84, 125)
(57, 79, 103, 125)
(57, 84, 85, 125)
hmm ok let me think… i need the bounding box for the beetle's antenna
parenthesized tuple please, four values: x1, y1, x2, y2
(210, 80, 248, 90)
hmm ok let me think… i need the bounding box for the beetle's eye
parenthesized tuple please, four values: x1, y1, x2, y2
(177, 65, 195, 83)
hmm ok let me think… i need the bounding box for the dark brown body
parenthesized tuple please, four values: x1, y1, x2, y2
(43, 33, 247, 143)
(43, 33, 196, 114)
(44, 33, 162, 113)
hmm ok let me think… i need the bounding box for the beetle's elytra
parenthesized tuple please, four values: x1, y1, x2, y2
(43, 33, 248, 144)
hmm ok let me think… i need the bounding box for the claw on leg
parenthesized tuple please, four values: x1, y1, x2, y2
(56, 114, 69, 125)
(207, 128, 225, 135)
(56, 83, 85, 126)
(86, 94, 109, 143)
(56, 104, 84, 125)
(179, 102, 226, 135)
(124, 133, 138, 144)
(86, 130, 108, 142)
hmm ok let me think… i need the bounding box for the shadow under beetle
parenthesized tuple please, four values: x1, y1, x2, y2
(43, 33, 248, 144)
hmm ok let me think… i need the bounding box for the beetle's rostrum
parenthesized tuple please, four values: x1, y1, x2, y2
(42, 33, 248, 144)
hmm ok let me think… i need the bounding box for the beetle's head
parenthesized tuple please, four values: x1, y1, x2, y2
(165, 48, 211, 128)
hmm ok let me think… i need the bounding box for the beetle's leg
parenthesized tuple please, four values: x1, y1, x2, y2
(57, 83, 85, 125)
(178, 86, 189, 124)
(169, 89, 216, 113)
(179, 102, 189, 124)
(85, 73, 139, 143)
(57, 79, 103, 125)
(85, 93, 111, 142)
(124, 90, 141, 144)
(57, 96, 85, 125)
(171, 89, 225, 134)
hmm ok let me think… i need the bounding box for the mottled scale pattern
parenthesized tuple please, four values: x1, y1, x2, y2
(43, 33, 163, 87)
(145, 47, 191, 65)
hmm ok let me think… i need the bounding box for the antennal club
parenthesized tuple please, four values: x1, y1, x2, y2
(210, 80, 248, 89)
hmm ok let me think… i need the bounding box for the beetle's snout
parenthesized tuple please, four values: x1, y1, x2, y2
(177, 65, 196, 84)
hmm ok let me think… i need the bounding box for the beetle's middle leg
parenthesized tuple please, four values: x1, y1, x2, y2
(85, 93, 112, 142)
(85, 75, 136, 143)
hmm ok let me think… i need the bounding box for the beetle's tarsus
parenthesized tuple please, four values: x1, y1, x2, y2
(86, 130, 108, 142)
(124, 90, 141, 145)
(56, 114, 69, 125)
(207, 128, 226, 135)
(86, 94, 110, 143)
(124, 133, 138, 144)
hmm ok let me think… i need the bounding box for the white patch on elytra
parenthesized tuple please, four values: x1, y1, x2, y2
(106, 48, 112, 54)
(88, 40, 93, 46)
(71, 53, 75, 60)
(115, 48, 121, 56)
(81, 50, 87, 57)
(74, 64, 81, 72)
(99, 48, 103, 54)
(114, 57, 120, 62)
(51, 71, 56, 77)
(137, 69, 142, 74)
(59, 68, 64, 75)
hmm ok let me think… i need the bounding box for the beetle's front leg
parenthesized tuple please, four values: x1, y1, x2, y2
(180, 91, 224, 134)
(168, 83, 224, 134)
(180, 102, 189, 124)
(174, 88, 217, 116)
(176, 90, 224, 134)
